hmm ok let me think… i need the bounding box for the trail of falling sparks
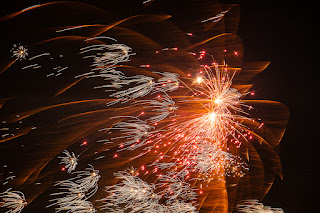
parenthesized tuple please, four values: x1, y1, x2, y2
(96, 56, 254, 211)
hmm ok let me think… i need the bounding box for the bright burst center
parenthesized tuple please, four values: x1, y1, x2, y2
(214, 98, 222, 104)
(209, 111, 217, 121)
(196, 76, 203, 83)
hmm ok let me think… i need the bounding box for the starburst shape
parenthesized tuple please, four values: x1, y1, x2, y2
(11, 44, 28, 60)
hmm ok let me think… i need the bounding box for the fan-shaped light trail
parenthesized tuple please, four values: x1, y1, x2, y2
(0, 1, 289, 213)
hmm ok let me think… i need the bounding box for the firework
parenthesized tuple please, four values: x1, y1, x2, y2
(80, 43, 133, 73)
(11, 44, 28, 60)
(100, 169, 197, 212)
(0, 189, 27, 213)
(237, 200, 284, 213)
(111, 65, 251, 181)
(141, 93, 178, 123)
(201, 9, 230, 23)
(55, 199, 96, 213)
(0, 1, 289, 212)
(48, 165, 99, 212)
(96, 71, 180, 106)
(48, 181, 86, 212)
(107, 116, 155, 151)
(68, 165, 100, 198)
(58, 150, 78, 173)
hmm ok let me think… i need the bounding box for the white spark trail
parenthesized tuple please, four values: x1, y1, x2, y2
(28, 53, 50, 61)
(100, 170, 198, 213)
(140, 93, 178, 123)
(201, 10, 229, 23)
(48, 165, 99, 212)
(22, 64, 39, 69)
(108, 116, 154, 151)
(237, 200, 285, 213)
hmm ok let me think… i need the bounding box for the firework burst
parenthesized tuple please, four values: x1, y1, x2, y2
(0, 189, 27, 213)
(11, 44, 28, 60)
(58, 150, 78, 173)
(0, 1, 289, 212)
(48, 165, 100, 212)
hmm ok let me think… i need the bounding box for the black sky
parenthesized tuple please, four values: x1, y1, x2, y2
(0, 0, 316, 212)
(237, 1, 316, 212)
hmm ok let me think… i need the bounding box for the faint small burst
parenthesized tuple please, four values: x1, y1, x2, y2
(11, 44, 28, 60)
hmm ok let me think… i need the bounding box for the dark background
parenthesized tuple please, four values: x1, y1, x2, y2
(237, 1, 316, 212)
(0, 0, 316, 212)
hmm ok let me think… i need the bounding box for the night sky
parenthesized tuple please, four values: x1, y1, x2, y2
(0, 0, 316, 212)
(237, 1, 316, 212)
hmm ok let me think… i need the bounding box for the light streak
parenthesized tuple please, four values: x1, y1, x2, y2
(28, 53, 50, 60)
(201, 10, 230, 23)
